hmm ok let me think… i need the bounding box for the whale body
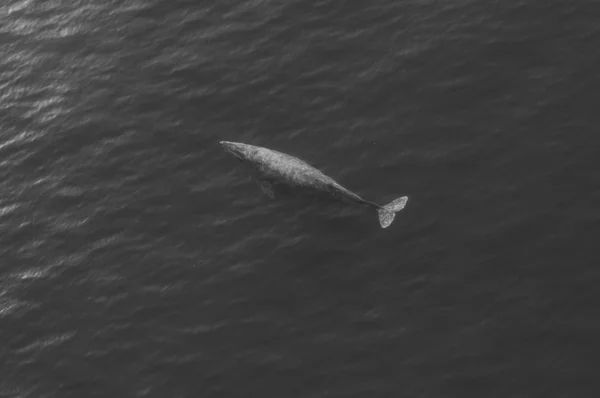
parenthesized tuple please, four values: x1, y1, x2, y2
(219, 141, 408, 228)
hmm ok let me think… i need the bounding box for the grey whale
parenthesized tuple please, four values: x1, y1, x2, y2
(220, 141, 408, 228)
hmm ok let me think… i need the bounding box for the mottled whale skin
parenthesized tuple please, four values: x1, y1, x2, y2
(219, 141, 408, 228)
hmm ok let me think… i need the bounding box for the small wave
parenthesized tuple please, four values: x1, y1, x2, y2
(0, 204, 20, 217)
(15, 267, 50, 280)
(49, 215, 90, 232)
(16, 331, 76, 353)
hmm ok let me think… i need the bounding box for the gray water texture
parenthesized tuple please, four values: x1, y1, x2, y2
(1, 0, 600, 397)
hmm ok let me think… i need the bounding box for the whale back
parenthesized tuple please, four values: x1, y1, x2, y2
(242, 144, 338, 189)
(225, 142, 374, 205)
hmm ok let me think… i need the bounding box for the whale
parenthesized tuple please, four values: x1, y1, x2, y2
(219, 141, 408, 228)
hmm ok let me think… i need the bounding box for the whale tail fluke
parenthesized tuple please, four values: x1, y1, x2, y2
(377, 196, 408, 228)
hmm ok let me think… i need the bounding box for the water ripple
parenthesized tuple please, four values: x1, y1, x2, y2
(15, 331, 76, 354)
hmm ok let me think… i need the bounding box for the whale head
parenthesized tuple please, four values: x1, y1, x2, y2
(219, 141, 258, 163)
(220, 141, 245, 160)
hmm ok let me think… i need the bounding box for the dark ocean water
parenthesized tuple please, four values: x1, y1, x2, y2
(1, 0, 600, 397)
